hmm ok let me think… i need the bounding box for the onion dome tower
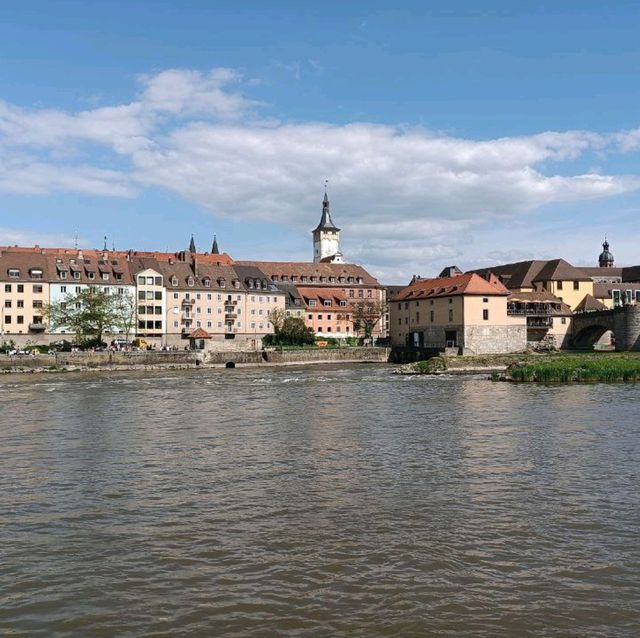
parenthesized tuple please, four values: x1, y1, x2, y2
(598, 238, 614, 268)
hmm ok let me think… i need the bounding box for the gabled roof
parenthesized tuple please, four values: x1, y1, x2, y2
(574, 294, 608, 313)
(469, 260, 548, 289)
(236, 261, 380, 286)
(188, 328, 211, 339)
(532, 259, 592, 283)
(395, 273, 509, 301)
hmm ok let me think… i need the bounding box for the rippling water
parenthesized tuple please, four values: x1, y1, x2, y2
(1, 364, 640, 637)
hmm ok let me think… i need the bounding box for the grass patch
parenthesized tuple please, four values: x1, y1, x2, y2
(506, 353, 640, 382)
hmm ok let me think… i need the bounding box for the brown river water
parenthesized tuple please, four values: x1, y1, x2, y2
(1, 364, 639, 637)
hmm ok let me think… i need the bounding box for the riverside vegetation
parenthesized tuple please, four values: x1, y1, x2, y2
(396, 352, 640, 383)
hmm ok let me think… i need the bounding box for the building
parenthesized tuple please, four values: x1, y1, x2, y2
(237, 261, 385, 339)
(312, 190, 344, 264)
(390, 271, 526, 354)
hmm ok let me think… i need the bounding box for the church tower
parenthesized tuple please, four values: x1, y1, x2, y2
(598, 238, 614, 268)
(312, 188, 343, 263)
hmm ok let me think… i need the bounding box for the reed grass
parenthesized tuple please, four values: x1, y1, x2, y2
(507, 356, 640, 383)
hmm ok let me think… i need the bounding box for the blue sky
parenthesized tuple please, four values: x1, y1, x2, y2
(1, 1, 640, 282)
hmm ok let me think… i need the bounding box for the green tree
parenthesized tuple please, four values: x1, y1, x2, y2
(265, 312, 315, 346)
(45, 287, 136, 345)
(352, 300, 388, 338)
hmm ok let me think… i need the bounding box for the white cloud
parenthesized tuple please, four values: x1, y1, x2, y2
(1, 66, 640, 279)
(0, 227, 85, 248)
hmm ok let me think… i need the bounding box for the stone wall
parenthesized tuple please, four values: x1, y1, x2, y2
(462, 325, 527, 355)
(265, 347, 390, 365)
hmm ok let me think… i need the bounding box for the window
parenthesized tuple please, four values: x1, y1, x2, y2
(483, 309, 489, 321)
(324, 299, 332, 306)
(155, 277, 162, 286)
(17, 315, 24, 324)
(4, 284, 10, 293)
(483, 297, 488, 303)
(4, 316, 11, 324)
(430, 310, 434, 323)
(61, 286, 67, 293)
(74, 272, 81, 280)
(416, 312, 420, 322)
(17, 300, 24, 308)
(557, 281, 563, 290)
(17, 285, 23, 293)
(308, 314, 313, 320)
(318, 314, 323, 320)
(449, 309, 453, 322)
(60, 271, 68, 279)
(8, 269, 19, 278)
(102, 273, 109, 281)
(88, 272, 95, 280)
(573, 281, 579, 290)
(561, 317, 567, 325)
(33, 285, 43, 293)
(4, 301, 10, 308)
(30, 269, 43, 279)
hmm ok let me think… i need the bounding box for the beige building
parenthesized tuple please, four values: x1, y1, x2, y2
(0, 248, 49, 341)
(391, 272, 526, 354)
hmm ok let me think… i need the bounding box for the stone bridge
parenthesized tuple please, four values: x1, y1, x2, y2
(572, 305, 640, 351)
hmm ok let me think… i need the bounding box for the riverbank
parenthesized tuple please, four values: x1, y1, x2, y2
(394, 351, 640, 382)
(0, 347, 391, 374)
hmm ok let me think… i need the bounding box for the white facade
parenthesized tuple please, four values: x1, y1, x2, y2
(49, 283, 136, 336)
(313, 229, 343, 263)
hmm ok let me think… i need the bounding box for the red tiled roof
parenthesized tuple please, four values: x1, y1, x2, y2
(395, 273, 509, 301)
(188, 328, 211, 339)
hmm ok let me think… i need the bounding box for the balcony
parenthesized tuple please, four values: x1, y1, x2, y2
(29, 322, 46, 331)
(182, 298, 195, 307)
(225, 313, 238, 319)
(508, 303, 560, 317)
(527, 317, 553, 329)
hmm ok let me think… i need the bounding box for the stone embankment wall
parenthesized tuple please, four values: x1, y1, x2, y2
(264, 347, 390, 365)
(0, 347, 391, 372)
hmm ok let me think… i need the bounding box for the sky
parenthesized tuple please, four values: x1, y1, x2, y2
(1, 1, 640, 283)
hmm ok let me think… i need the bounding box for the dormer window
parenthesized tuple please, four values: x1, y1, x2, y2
(204, 278, 211, 288)
(8, 268, 19, 279)
(309, 299, 317, 306)
(291, 276, 298, 282)
(187, 276, 194, 287)
(255, 280, 261, 290)
(102, 273, 109, 281)
(329, 277, 335, 283)
(324, 299, 332, 306)
(74, 272, 81, 280)
(88, 272, 95, 280)
(219, 278, 226, 288)
(272, 275, 279, 282)
(339, 300, 347, 307)
(347, 277, 354, 284)
(301, 276, 308, 283)
(233, 280, 240, 289)
(320, 276, 326, 283)
(59, 271, 68, 280)
(171, 276, 178, 286)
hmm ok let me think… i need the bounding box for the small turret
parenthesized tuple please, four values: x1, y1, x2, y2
(599, 238, 614, 268)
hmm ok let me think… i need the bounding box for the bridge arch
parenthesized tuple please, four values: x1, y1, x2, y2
(572, 324, 615, 351)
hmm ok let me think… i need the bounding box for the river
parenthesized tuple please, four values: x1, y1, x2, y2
(1, 364, 639, 637)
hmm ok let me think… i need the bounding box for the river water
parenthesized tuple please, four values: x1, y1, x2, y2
(1, 364, 639, 637)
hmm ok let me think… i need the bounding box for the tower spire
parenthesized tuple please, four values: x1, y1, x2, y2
(189, 234, 196, 253)
(103, 235, 108, 251)
(211, 235, 219, 254)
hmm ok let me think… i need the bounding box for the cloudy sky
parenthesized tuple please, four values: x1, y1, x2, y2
(2, 1, 640, 282)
